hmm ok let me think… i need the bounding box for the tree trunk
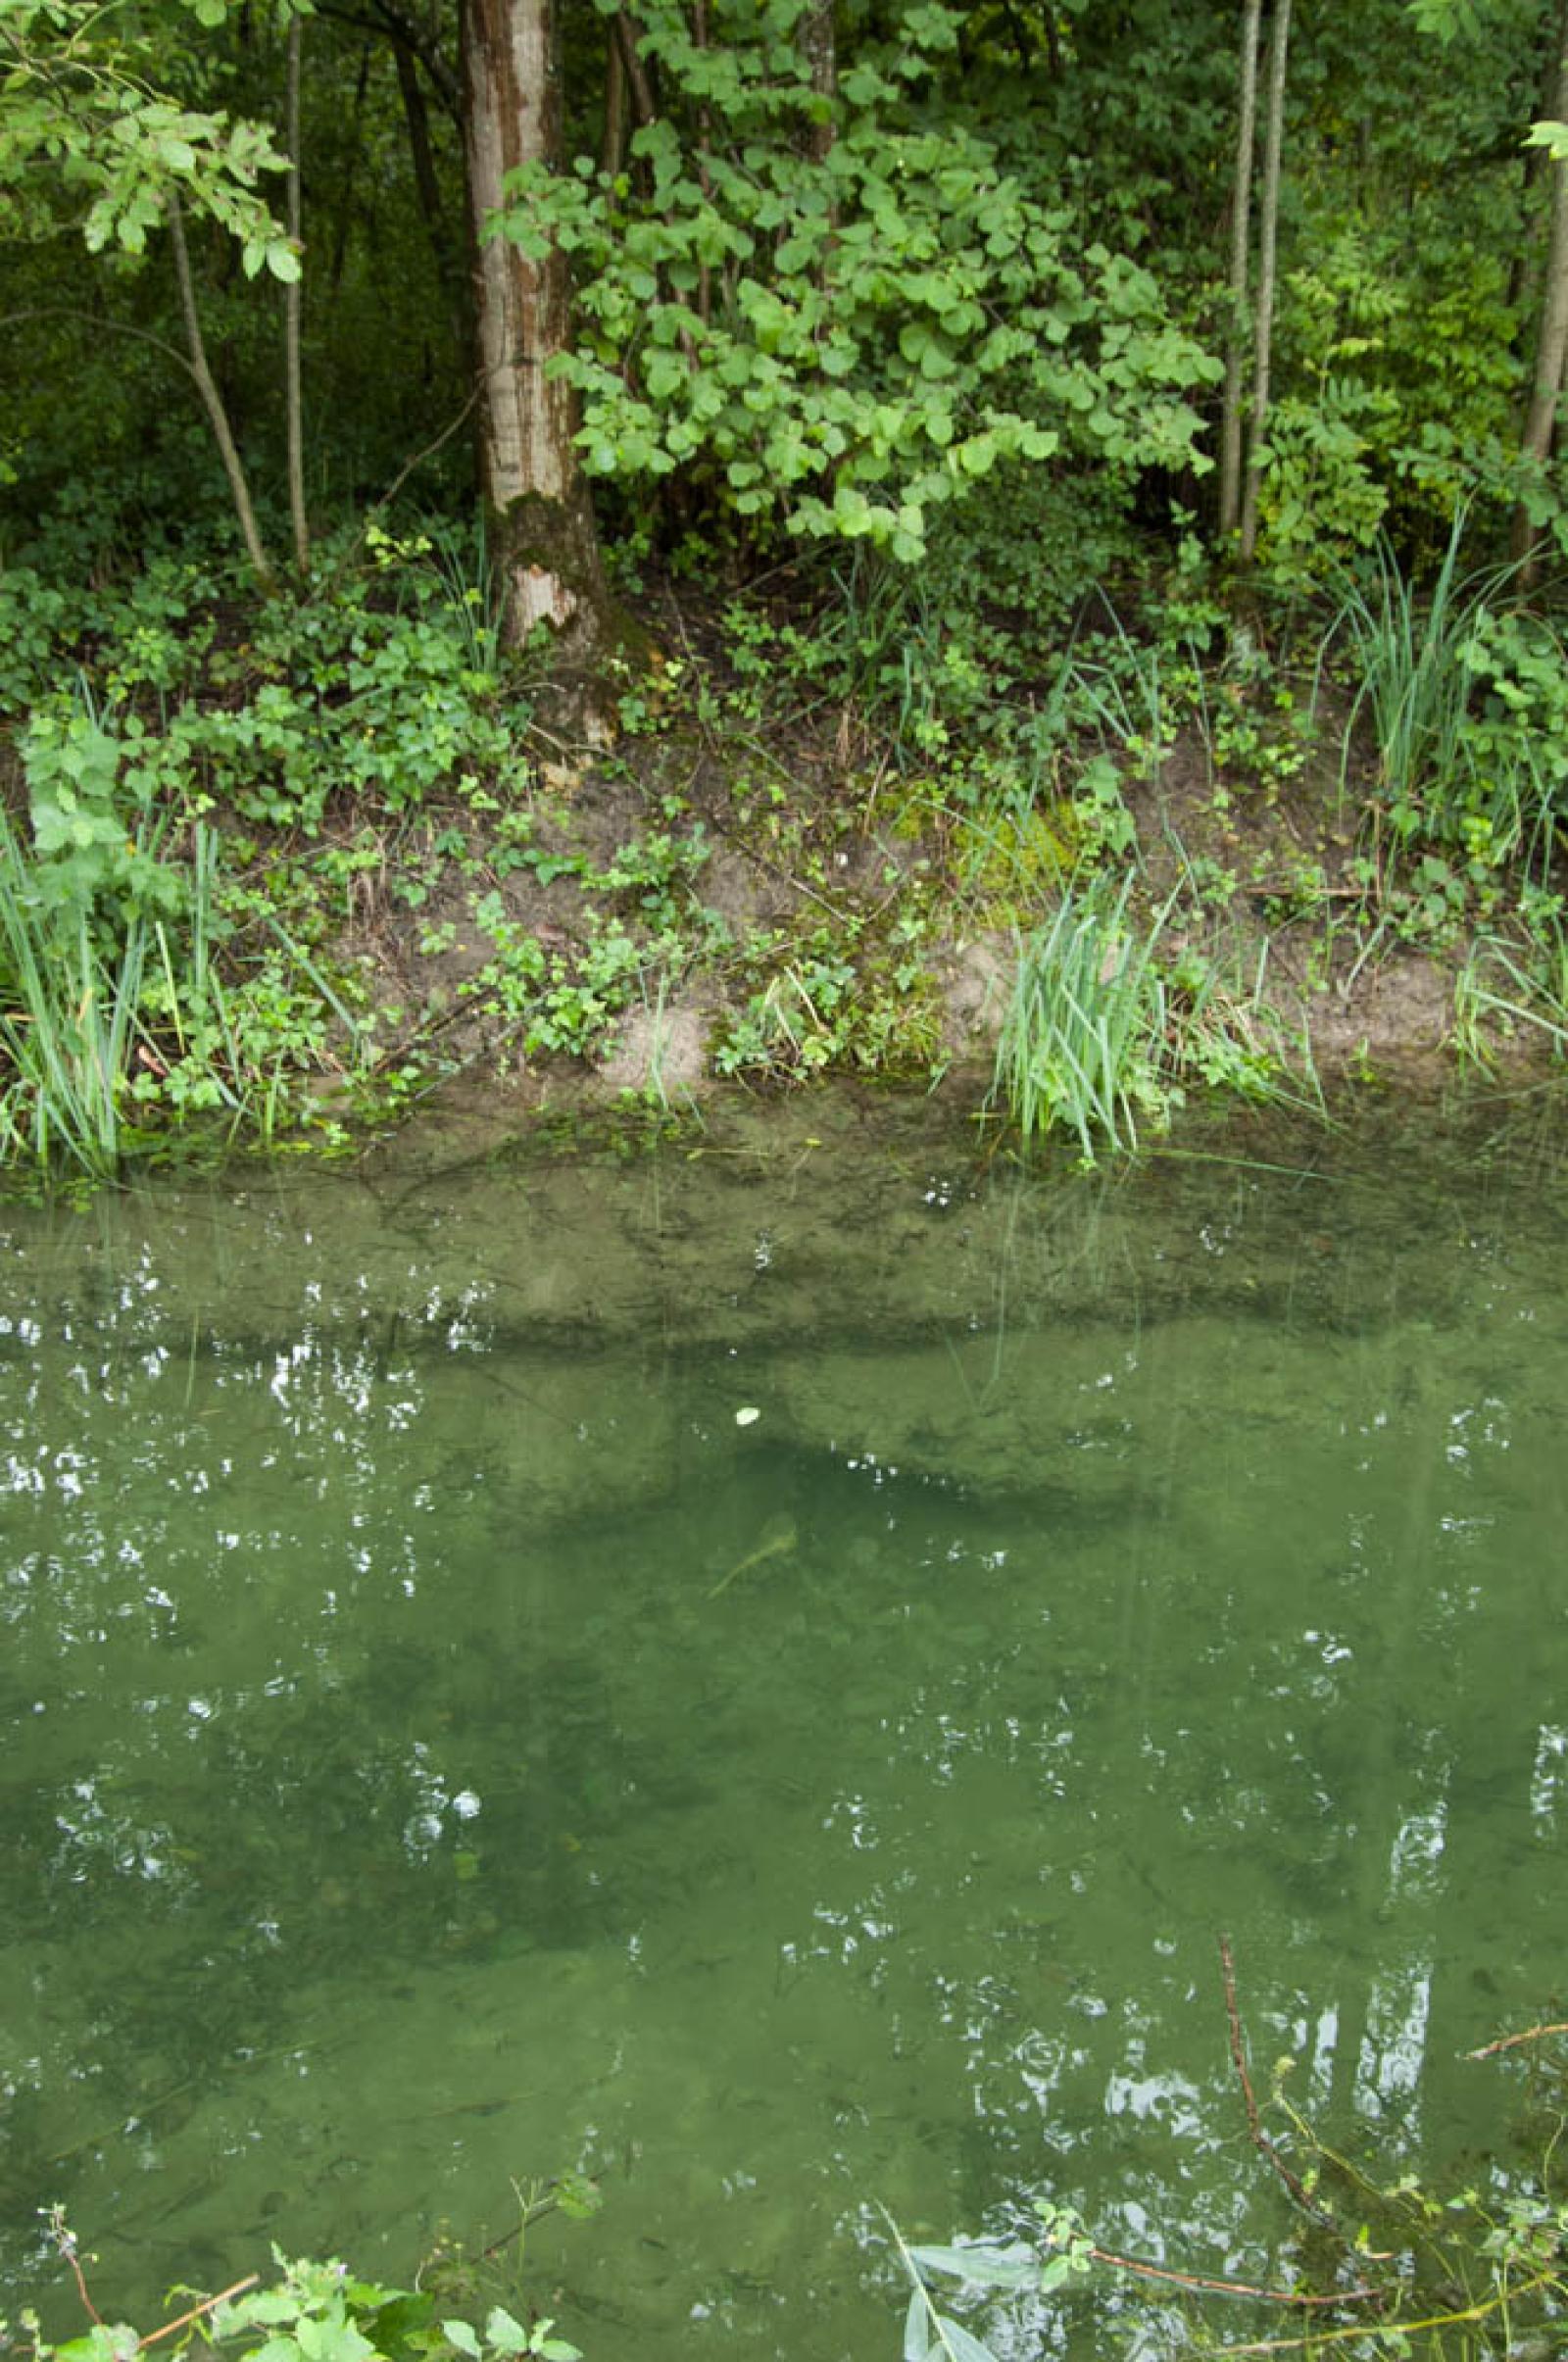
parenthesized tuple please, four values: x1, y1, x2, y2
(460, 0, 612, 670)
(614, 9, 658, 134)
(600, 26, 628, 178)
(1219, 0, 1262, 542)
(1505, 11, 1561, 322)
(1239, 0, 1290, 567)
(284, 8, 309, 575)
(395, 32, 474, 372)
(691, 0, 712, 324)
(327, 39, 374, 297)
(1513, 0, 1568, 572)
(167, 194, 277, 592)
(800, 0, 837, 167)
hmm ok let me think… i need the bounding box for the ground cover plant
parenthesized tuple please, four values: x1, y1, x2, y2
(3, 2184, 600, 2362)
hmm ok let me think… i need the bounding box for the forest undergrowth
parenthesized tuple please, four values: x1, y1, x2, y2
(4, 504, 1568, 1186)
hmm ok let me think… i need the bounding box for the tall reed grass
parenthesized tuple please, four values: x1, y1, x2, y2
(0, 810, 150, 1176)
(991, 875, 1317, 1158)
(0, 812, 368, 1182)
(1326, 517, 1482, 814)
(991, 878, 1170, 1160)
(1453, 928, 1568, 1067)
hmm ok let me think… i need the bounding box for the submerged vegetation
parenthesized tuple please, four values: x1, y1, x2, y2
(15, 2024, 1568, 2362)
(891, 1999, 1568, 2362)
(8, 0, 1568, 1173)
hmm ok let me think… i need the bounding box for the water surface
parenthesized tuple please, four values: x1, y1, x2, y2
(3, 1098, 1567, 2358)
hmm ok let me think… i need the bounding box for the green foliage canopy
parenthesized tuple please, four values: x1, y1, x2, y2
(494, 0, 1221, 562)
(0, 0, 297, 271)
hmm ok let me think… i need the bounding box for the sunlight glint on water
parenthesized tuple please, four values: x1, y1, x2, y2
(2, 1107, 1566, 2360)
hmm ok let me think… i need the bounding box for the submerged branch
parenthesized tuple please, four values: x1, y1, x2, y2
(1085, 2241, 1377, 2310)
(140, 2277, 261, 2349)
(1212, 2270, 1556, 2357)
(1219, 1935, 1336, 2226)
(1467, 2019, 1568, 2059)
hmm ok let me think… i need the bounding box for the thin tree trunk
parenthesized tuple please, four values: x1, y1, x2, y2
(799, 0, 837, 283)
(460, 0, 611, 664)
(1506, 13, 1561, 320)
(800, 0, 837, 166)
(1239, 0, 1290, 567)
(328, 39, 374, 296)
(612, 7, 657, 206)
(1219, 0, 1263, 541)
(166, 194, 277, 592)
(1513, 0, 1568, 571)
(1042, 8, 1062, 75)
(997, 0, 1033, 73)
(368, 0, 464, 117)
(284, 9, 309, 574)
(600, 24, 628, 177)
(394, 33, 473, 367)
(614, 7, 657, 131)
(691, 0, 712, 324)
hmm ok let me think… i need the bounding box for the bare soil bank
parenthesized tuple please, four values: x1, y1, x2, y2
(335, 704, 1540, 1132)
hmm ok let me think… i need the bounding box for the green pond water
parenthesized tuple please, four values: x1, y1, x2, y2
(4, 1096, 1568, 2359)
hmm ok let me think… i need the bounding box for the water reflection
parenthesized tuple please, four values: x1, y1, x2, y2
(2, 1115, 1567, 2356)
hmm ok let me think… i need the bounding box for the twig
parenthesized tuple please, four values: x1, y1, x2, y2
(318, 392, 480, 597)
(50, 2221, 103, 2328)
(0, 308, 196, 380)
(1220, 1931, 1262, 2141)
(1219, 1935, 1336, 2227)
(367, 391, 479, 529)
(1086, 2240, 1376, 2311)
(140, 2276, 260, 2348)
(1209, 2269, 1555, 2357)
(1466, 2019, 1568, 2060)
(481, 2187, 562, 2260)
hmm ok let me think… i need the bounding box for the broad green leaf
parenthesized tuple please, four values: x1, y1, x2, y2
(1527, 119, 1568, 162)
(530, 2329, 580, 2362)
(443, 2322, 482, 2359)
(246, 2337, 301, 2362)
(907, 2241, 1039, 2290)
(483, 2307, 528, 2354)
(296, 2315, 375, 2362)
(931, 2314, 1002, 2362)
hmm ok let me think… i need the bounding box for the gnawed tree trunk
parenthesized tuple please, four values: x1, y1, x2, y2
(1513, 0, 1568, 573)
(460, 0, 612, 669)
(1219, 0, 1262, 541)
(1239, 0, 1290, 567)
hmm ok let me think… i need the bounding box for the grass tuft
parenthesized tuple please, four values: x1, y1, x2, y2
(991, 877, 1170, 1161)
